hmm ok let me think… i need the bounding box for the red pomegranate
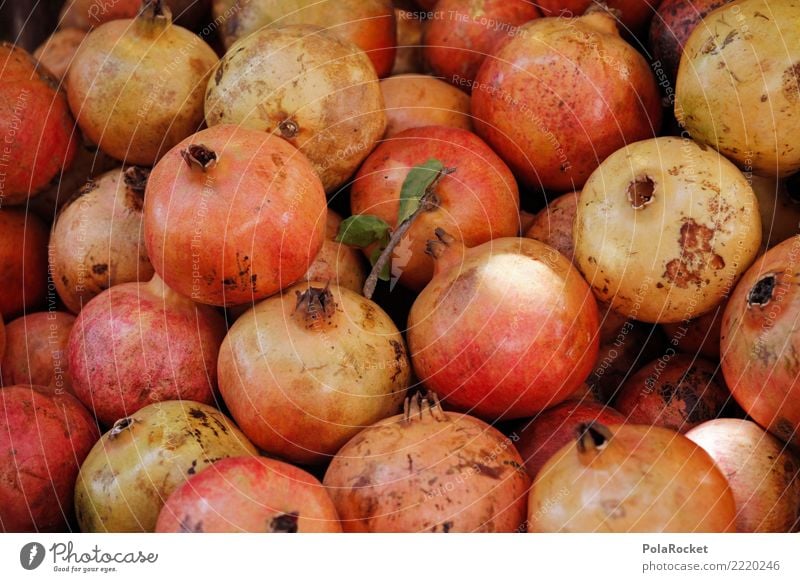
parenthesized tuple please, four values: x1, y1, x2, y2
(721, 236, 800, 446)
(323, 392, 531, 532)
(0, 385, 99, 532)
(156, 457, 342, 532)
(530, 422, 737, 532)
(218, 283, 408, 464)
(0, 209, 49, 318)
(1, 311, 75, 394)
(350, 125, 520, 290)
(471, 11, 661, 191)
(515, 400, 626, 479)
(537, 1, 659, 32)
(67, 275, 227, 426)
(144, 124, 327, 306)
(0, 43, 76, 205)
(422, 0, 540, 89)
(408, 234, 600, 420)
(615, 354, 730, 432)
(303, 211, 367, 293)
(650, 0, 732, 85)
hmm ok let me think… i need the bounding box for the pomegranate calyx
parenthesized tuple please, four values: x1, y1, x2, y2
(747, 274, 777, 307)
(294, 285, 337, 329)
(576, 422, 612, 455)
(278, 119, 299, 139)
(425, 227, 456, 259)
(109, 416, 137, 439)
(181, 144, 218, 172)
(123, 166, 150, 193)
(139, 0, 168, 20)
(270, 511, 300, 533)
(404, 391, 447, 424)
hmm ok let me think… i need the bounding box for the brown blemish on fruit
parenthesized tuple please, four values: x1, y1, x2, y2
(92, 263, 108, 275)
(663, 219, 725, 288)
(627, 177, 655, 209)
(747, 274, 776, 307)
(782, 63, 800, 103)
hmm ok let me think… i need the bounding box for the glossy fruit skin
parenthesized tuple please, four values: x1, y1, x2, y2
(218, 0, 396, 77)
(33, 28, 87, 85)
(67, 9, 218, 165)
(144, 124, 326, 306)
(323, 397, 531, 532)
(471, 12, 661, 191)
(351, 125, 520, 290)
(515, 400, 625, 479)
(537, 0, 658, 32)
(614, 354, 729, 432)
(0, 385, 99, 532)
(0, 208, 49, 318)
(649, 0, 731, 85)
(51, 168, 155, 314)
(303, 211, 367, 293)
(530, 423, 737, 532)
(408, 237, 600, 420)
(1, 311, 75, 394)
(218, 283, 409, 465)
(381, 75, 472, 138)
(575, 137, 762, 323)
(422, 0, 540, 88)
(156, 457, 342, 533)
(74, 401, 258, 532)
(67, 277, 227, 426)
(676, 0, 800, 177)
(721, 236, 800, 446)
(205, 25, 386, 193)
(687, 419, 800, 532)
(0, 43, 77, 205)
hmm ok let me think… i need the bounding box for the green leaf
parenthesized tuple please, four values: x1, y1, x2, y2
(336, 215, 391, 247)
(369, 247, 391, 281)
(397, 159, 445, 223)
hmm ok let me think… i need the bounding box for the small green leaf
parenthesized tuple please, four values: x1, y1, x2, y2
(369, 247, 391, 281)
(336, 215, 391, 247)
(397, 159, 445, 223)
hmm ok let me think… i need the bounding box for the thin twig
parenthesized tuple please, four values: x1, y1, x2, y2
(362, 166, 455, 299)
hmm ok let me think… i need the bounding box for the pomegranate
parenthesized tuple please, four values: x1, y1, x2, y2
(575, 137, 762, 323)
(471, 11, 661, 191)
(67, 1, 218, 165)
(303, 211, 367, 293)
(422, 0, 540, 89)
(687, 419, 800, 532)
(218, 283, 409, 465)
(75, 401, 258, 532)
(0, 208, 49, 318)
(1, 311, 75, 394)
(350, 126, 520, 290)
(144, 124, 326, 306)
(662, 301, 725, 359)
(515, 400, 626, 479)
(205, 25, 386, 193)
(59, 0, 210, 30)
(381, 75, 473, 138)
(721, 235, 800, 446)
(0, 317, 5, 361)
(676, 0, 800, 177)
(525, 191, 579, 261)
(67, 275, 227, 426)
(537, 1, 658, 32)
(529, 422, 737, 532)
(51, 167, 155, 314)
(649, 0, 731, 85)
(392, 9, 423, 75)
(218, 0, 396, 77)
(408, 234, 599, 420)
(323, 392, 530, 532)
(614, 354, 730, 432)
(0, 43, 77, 206)
(0, 385, 99, 532)
(156, 457, 342, 532)
(33, 28, 87, 85)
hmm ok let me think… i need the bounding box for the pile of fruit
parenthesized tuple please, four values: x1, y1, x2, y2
(1, 0, 799, 533)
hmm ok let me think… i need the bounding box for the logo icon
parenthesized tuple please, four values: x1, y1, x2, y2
(20, 542, 46, 570)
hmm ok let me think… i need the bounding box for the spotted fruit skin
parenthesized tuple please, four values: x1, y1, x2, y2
(721, 236, 800, 447)
(156, 457, 342, 533)
(408, 237, 600, 420)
